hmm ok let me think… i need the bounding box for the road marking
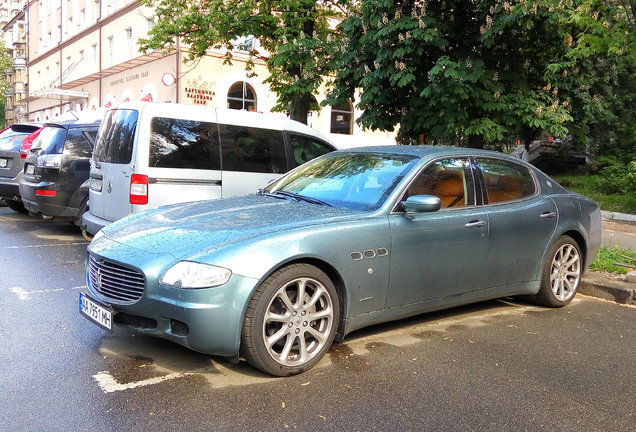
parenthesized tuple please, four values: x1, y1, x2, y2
(10, 285, 85, 300)
(0, 242, 87, 250)
(94, 371, 193, 393)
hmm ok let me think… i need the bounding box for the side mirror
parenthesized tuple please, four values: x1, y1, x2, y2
(401, 195, 441, 213)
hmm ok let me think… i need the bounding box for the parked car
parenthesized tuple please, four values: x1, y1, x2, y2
(80, 146, 601, 376)
(0, 123, 43, 212)
(81, 103, 337, 237)
(19, 119, 100, 226)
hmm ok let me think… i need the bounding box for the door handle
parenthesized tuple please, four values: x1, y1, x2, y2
(465, 220, 486, 228)
(540, 211, 557, 219)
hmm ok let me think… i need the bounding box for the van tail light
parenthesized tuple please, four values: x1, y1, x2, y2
(130, 174, 148, 205)
(19, 127, 45, 159)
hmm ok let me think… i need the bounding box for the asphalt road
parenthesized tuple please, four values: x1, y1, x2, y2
(1, 208, 634, 432)
(602, 219, 636, 251)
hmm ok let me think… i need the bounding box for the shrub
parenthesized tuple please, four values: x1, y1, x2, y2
(593, 160, 636, 194)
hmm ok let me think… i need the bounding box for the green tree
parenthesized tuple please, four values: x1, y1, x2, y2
(0, 40, 13, 126)
(330, 0, 635, 151)
(139, 0, 349, 124)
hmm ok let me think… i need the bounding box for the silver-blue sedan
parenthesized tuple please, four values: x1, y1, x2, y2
(81, 146, 601, 376)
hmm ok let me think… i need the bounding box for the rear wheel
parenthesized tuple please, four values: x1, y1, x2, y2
(533, 235, 582, 307)
(241, 264, 339, 376)
(6, 199, 27, 213)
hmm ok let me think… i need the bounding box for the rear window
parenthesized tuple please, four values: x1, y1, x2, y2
(31, 126, 67, 154)
(149, 117, 221, 170)
(94, 109, 138, 164)
(218, 124, 287, 173)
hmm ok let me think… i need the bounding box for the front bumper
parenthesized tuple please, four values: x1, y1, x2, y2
(86, 237, 260, 357)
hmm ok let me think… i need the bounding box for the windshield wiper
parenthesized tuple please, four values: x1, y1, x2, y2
(259, 190, 332, 207)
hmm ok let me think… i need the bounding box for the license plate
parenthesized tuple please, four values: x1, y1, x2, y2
(25, 164, 34, 174)
(79, 292, 113, 331)
(90, 177, 102, 192)
(0, 158, 7, 168)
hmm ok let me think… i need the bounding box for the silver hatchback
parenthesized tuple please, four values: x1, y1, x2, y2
(0, 123, 43, 212)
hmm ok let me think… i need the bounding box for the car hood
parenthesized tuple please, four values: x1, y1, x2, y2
(98, 194, 367, 259)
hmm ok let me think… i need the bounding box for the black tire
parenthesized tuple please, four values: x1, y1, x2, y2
(532, 235, 582, 307)
(241, 264, 339, 376)
(6, 199, 27, 214)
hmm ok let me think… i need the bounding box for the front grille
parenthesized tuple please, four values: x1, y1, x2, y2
(88, 254, 145, 302)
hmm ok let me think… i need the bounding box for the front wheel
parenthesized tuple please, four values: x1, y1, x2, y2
(241, 264, 339, 376)
(533, 235, 582, 307)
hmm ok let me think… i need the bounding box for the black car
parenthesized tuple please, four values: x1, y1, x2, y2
(19, 119, 100, 226)
(0, 123, 43, 212)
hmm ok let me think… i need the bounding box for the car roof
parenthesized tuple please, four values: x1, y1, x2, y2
(339, 145, 523, 161)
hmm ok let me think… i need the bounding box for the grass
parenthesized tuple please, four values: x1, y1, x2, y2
(589, 246, 636, 274)
(552, 175, 636, 214)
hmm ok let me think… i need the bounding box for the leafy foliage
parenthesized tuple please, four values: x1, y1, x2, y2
(138, 0, 350, 124)
(330, 0, 635, 150)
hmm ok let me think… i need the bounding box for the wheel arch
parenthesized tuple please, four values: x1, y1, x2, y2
(249, 256, 348, 343)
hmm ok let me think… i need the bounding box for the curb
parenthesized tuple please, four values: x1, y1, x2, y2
(580, 272, 635, 305)
(601, 210, 636, 224)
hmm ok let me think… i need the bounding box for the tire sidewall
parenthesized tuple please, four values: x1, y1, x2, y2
(539, 235, 582, 307)
(243, 264, 340, 376)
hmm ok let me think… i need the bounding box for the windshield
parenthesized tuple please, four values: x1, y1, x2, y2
(264, 152, 419, 211)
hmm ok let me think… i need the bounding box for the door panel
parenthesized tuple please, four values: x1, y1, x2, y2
(387, 208, 489, 307)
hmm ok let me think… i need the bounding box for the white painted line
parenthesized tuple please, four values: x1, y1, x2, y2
(1, 242, 87, 250)
(10, 285, 86, 300)
(94, 371, 192, 393)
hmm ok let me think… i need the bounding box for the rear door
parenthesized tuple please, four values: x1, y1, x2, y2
(476, 157, 558, 287)
(89, 109, 138, 222)
(143, 112, 223, 207)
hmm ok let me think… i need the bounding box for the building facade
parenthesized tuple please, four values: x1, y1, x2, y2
(1, 0, 28, 125)
(21, 0, 394, 146)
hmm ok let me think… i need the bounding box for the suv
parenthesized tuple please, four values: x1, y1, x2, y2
(82, 103, 337, 236)
(19, 119, 100, 226)
(0, 123, 43, 212)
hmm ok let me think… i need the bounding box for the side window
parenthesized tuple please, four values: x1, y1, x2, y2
(404, 158, 475, 208)
(149, 118, 221, 170)
(288, 134, 335, 167)
(64, 129, 93, 158)
(477, 158, 536, 204)
(218, 124, 287, 173)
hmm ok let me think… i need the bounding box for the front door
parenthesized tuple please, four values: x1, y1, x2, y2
(386, 157, 489, 308)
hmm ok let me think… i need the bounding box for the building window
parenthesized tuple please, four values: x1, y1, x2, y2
(330, 100, 353, 135)
(107, 36, 114, 66)
(227, 82, 257, 111)
(125, 27, 133, 59)
(147, 17, 155, 31)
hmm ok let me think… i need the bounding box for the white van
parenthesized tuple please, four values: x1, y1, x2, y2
(81, 103, 337, 236)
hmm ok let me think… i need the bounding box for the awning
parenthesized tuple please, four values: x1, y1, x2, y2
(22, 88, 90, 103)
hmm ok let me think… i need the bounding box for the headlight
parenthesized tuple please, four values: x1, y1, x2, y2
(160, 261, 232, 289)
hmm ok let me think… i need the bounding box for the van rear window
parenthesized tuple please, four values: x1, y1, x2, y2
(94, 109, 138, 164)
(149, 118, 221, 170)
